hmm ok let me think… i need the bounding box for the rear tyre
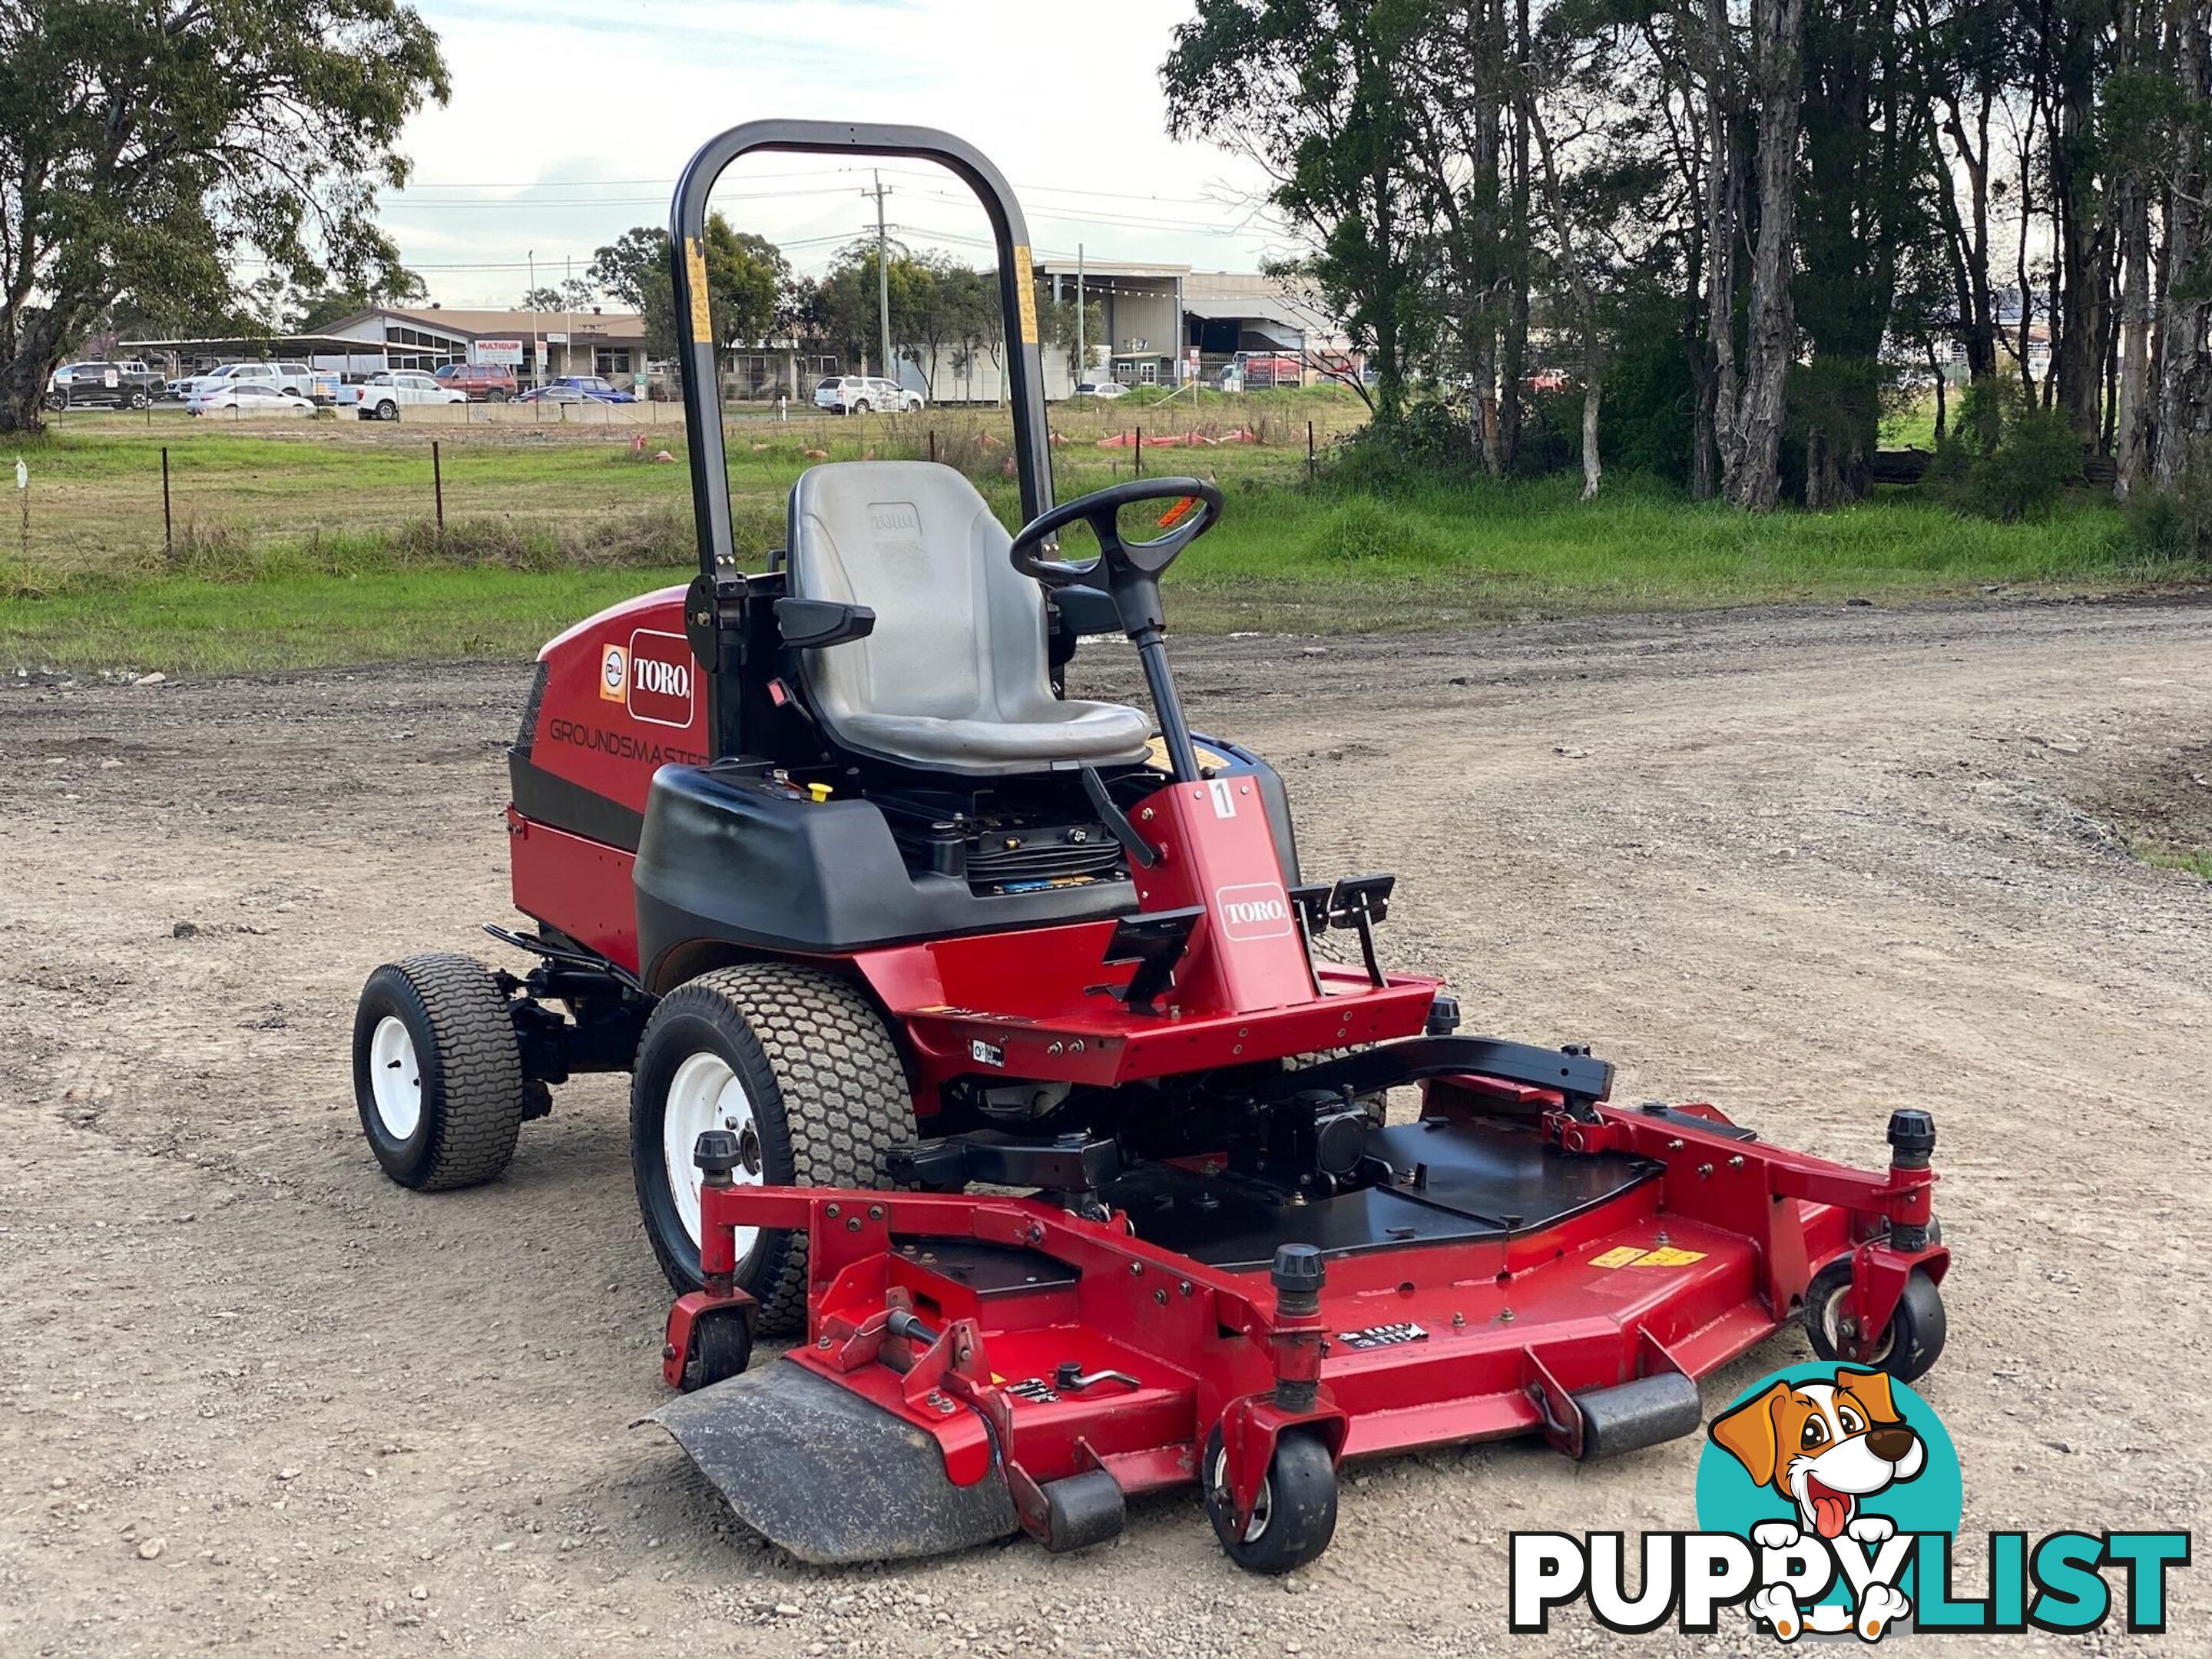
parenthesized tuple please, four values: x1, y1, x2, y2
(629, 964, 913, 1336)
(375, 399, 398, 421)
(1803, 1261, 1946, 1382)
(41, 390, 66, 412)
(353, 953, 529, 1190)
(852, 399, 871, 416)
(1202, 1426, 1338, 1575)
(488, 389, 512, 403)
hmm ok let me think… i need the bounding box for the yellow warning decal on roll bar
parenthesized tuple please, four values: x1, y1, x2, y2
(684, 237, 714, 345)
(1012, 245, 1039, 345)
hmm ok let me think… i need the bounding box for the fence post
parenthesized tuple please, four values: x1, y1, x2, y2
(161, 446, 173, 559)
(929, 429, 937, 464)
(1306, 419, 1316, 482)
(1135, 426, 1143, 478)
(432, 440, 445, 535)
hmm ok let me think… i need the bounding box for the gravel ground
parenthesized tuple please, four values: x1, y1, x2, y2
(2, 595, 2208, 1656)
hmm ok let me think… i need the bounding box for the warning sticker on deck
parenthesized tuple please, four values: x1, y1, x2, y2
(1592, 1245, 1708, 1269)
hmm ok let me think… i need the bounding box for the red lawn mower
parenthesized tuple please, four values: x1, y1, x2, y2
(353, 121, 1950, 1574)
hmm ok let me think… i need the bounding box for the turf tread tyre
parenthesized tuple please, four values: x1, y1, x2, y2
(354, 953, 528, 1190)
(631, 963, 912, 1335)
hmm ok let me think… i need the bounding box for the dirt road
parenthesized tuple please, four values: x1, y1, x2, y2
(4, 598, 2208, 1655)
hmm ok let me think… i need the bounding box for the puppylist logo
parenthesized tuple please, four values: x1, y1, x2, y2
(1511, 1363, 2189, 1641)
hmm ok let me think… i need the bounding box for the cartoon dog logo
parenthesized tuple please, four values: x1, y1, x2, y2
(1710, 1367, 1926, 1641)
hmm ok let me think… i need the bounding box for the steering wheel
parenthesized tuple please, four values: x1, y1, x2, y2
(1008, 477, 1225, 634)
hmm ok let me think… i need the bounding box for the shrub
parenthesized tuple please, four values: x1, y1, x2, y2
(1302, 495, 1443, 563)
(2122, 439, 2212, 562)
(1926, 377, 2085, 521)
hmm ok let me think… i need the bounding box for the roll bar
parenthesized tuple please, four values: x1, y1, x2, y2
(668, 121, 1055, 583)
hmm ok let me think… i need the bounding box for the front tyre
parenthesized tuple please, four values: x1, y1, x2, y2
(1803, 1260, 1946, 1382)
(629, 964, 912, 1335)
(1202, 1426, 1338, 1575)
(353, 954, 528, 1190)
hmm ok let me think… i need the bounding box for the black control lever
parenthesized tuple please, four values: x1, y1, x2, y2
(1080, 765, 1157, 869)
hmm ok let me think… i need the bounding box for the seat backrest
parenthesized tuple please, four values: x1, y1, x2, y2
(786, 461, 1050, 728)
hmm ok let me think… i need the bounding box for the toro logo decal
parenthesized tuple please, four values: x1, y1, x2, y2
(625, 629, 696, 728)
(1214, 882, 1293, 942)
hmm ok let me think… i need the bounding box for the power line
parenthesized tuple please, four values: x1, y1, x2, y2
(397, 164, 1249, 211)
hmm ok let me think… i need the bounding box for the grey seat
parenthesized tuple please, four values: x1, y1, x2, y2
(785, 462, 1151, 777)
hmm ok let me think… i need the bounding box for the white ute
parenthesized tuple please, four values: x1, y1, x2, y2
(341, 371, 469, 421)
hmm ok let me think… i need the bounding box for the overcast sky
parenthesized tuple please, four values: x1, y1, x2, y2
(384, 0, 1292, 308)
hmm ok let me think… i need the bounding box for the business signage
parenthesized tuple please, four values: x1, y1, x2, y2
(473, 339, 524, 366)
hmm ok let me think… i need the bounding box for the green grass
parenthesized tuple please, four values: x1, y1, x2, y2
(2, 564, 696, 674)
(1170, 469, 2159, 633)
(2142, 846, 2212, 879)
(0, 397, 2194, 673)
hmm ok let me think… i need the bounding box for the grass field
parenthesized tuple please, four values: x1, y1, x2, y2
(0, 388, 2190, 672)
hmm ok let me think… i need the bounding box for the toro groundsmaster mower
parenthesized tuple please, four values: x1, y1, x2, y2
(353, 120, 1951, 1574)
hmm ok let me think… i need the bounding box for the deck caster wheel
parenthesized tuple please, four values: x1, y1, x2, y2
(1202, 1426, 1337, 1575)
(629, 964, 913, 1336)
(353, 954, 529, 1190)
(677, 1310, 753, 1392)
(1805, 1262, 1946, 1382)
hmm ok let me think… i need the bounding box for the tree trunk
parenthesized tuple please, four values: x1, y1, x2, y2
(1727, 0, 1804, 512)
(1927, 339, 1948, 444)
(1580, 381, 1603, 501)
(2050, 8, 2109, 442)
(1528, 101, 1604, 499)
(2116, 170, 2150, 495)
(0, 307, 77, 437)
(1703, 0, 1746, 488)
(2156, 3, 2211, 488)
(1931, 82, 1999, 382)
(1467, 0, 1506, 475)
(1495, 0, 1533, 473)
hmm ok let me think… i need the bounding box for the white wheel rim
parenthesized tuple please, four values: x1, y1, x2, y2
(663, 1051, 764, 1267)
(368, 1016, 423, 1141)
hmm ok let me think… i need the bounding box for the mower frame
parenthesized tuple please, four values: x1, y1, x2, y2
(665, 1094, 1947, 1549)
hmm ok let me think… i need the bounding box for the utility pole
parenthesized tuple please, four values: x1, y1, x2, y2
(564, 253, 575, 380)
(528, 249, 540, 388)
(1075, 243, 1086, 388)
(871, 171, 892, 383)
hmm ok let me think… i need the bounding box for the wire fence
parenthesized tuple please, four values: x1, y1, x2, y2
(7, 395, 1369, 587)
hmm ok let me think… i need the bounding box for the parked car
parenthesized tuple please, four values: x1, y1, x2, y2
(174, 361, 317, 402)
(339, 370, 468, 420)
(546, 374, 637, 403)
(43, 359, 164, 410)
(1074, 379, 1130, 400)
(512, 382, 593, 405)
(187, 382, 319, 419)
(434, 362, 518, 402)
(813, 374, 923, 415)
